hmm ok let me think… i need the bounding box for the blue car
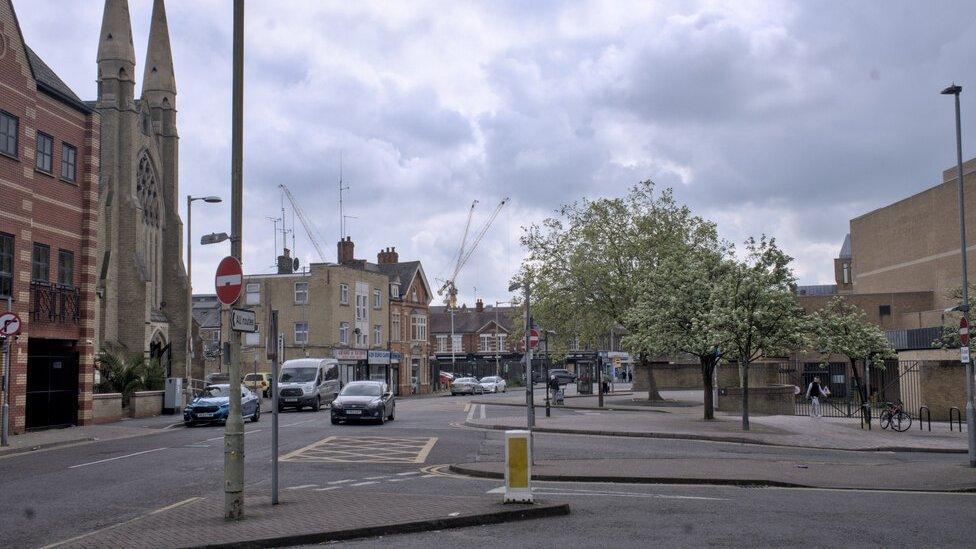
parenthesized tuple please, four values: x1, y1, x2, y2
(184, 384, 260, 426)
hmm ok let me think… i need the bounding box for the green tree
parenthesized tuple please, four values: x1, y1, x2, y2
(95, 351, 163, 406)
(710, 236, 807, 430)
(517, 181, 699, 400)
(623, 216, 729, 418)
(810, 296, 895, 405)
(932, 285, 975, 349)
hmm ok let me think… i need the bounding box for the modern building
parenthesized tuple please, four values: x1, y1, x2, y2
(93, 0, 190, 376)
(1, 0, 101, 431)
(429, 300, 521, 381)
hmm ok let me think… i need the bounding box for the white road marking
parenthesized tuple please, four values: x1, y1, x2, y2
(527, 486, 727, 501)
(315, 486, 340, 491)
(396, 471, 421, 476)
(68, 447, 168, 469)
(486, 486, 506, 494)
(363, 475, 389, 480)
(466, 405, 477, 422)
(204, 429, 262, 442)
(422, 474, 438, 478)
(350, 481, 379, 486)
(328, 479, 355, 485)
(286, 484, 317, 490)
(479, 404, 486, 419)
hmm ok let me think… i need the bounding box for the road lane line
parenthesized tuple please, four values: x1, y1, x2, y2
(315, 486, 340, 491)
(466, 405, 477, 421)
(396, 471, 421, 476)
(463, 403, 471, 413)
(204, 429, 263, 442)
(480, 404, 486, 419)
(328, 479, 355, 485)
(363, 475, 389, 480)
(413, 437, 438, 463)
(532, 490, 726, 501)
(41, 497, 202, 548)
(350, 481, 378, 486)
(68, 447, 169, 469)
(286, 484, 317, 490)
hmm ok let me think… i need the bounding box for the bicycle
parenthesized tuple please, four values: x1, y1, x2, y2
(879, 401, 912, 432)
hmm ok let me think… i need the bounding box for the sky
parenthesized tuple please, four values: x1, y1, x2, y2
(15, 0, 976, 306)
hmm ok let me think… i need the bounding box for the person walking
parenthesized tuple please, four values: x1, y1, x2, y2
(806, 376, 827, 418)
(549, 375, 560, 402)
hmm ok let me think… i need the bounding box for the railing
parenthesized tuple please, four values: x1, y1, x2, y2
(29, 282, 80, 326)
(949, 407, 963, 432)
(918, 406, 931, 432)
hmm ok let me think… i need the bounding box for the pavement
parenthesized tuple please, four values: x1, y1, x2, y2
(0, 413, 181, 457)
(53, 489, 567, 548)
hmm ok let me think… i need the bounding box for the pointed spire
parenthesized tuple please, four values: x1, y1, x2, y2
(96, 0, 135, 66)
(142, 0, 176, 99)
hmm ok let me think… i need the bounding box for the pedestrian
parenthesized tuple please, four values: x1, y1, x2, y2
(806, 376, 827, 418)
(549, 375, 560, 402)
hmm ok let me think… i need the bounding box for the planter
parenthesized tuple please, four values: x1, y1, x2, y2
(128, 390, 165, 419)
(93, 392, 123, 424)
(717, 384, 795, 416)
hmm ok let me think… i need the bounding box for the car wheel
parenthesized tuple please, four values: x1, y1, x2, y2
(331, 416, 340, 425)
(312, 396, 321, 412)
(252, 407, 261, 422)
(277, 404, 285, 413)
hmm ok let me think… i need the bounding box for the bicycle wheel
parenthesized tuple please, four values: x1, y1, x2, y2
(880, 410, 892, 430)
(891, 411, 912, 432)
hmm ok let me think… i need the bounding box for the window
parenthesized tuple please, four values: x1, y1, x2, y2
(32, 243, 50, 282)
(392, 313, 401, 342)
(842, 262, 851, 285)
(480, 333, 493, 352)
(436, 335, 448, 353)
(412, 290, 418, 302)
(411, 314, 427, 342)
(244, 326, 261, 346)
(451, 334, 462, 352)
(245, 282, 260, 305)
(35, 133, 53, 173)
(294, 282, 309, 304)
(374, 324, 382, 345)
(339, 283, 349, 305)
(391, 283, 400, 299)
(57, 250, 74, 287)
(294, 322, 308, 345)
(61, 143, 76, 182)
(356, 326, 368, 346)
(0, 111, 18, 157)
(373, 288, 381, 309)
(339, 322, 349, 345)
(497, 334, 506, 352)
(879, 305, 891, 317)
(0, 233, 12, 297)
(210, 331, 219, 343)
(356, 291, 367, 321)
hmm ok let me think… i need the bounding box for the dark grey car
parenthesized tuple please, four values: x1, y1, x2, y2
(330, 381, 395, 425)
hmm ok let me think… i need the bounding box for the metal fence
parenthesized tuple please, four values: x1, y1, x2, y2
(778, 360, 921, 419)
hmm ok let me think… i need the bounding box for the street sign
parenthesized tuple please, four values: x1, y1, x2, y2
(0, 312, 21, 337)
(528, 328, 540, 349)
(962, 345, 970, 364)
(230, 308, 257, 332)
(961, 317, 970, 346)
(215, 256, 244, 305)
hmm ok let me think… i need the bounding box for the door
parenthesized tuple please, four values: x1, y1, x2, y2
(391, 366, 399, 396)
(323, 364, 340, 402)
(26, 341, 79, 430)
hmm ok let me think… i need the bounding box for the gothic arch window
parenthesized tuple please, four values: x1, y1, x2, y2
(137, 153, 163, 308)
(137, 154, 161, 227)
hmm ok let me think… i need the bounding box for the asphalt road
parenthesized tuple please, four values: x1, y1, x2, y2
(1, 390, 974, 548)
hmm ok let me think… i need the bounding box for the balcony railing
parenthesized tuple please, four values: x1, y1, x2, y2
(30, 282, 81, 326)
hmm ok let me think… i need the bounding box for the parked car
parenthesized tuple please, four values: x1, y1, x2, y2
(451, 377, 484, 395)
(184, 384, 260, 426)
(277, 358, 340, 412)
(548, 369, 577, 385)
(205, 372, 230, 386)
(479, 376, 507, 393)
(243, 372, 273, 397)
(330, 381, 395, 424)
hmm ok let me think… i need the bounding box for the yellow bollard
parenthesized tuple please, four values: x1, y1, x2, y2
(504, 430, 532, 503)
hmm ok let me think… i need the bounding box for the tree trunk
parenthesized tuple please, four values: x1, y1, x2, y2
(641, 353, 663, 401)
(701, 355, 716, 420)
(740, 359, 750, 431)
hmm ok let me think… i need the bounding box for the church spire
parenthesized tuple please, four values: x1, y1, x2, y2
(142, 0, 176, 104)
(96, 0, 135, 68)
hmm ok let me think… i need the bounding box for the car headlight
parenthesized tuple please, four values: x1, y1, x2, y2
(331, 401, 343, 409)
(368, 401, 382, 409)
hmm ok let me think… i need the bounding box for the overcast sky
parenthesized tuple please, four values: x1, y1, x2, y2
(16, 0, 976, 305)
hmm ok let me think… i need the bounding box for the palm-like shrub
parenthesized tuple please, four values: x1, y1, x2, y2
(96, 351, 165, 406)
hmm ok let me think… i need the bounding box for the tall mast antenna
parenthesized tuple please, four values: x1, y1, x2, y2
(339, 151, 350, 239)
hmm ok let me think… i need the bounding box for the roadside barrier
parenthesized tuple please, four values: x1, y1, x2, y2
(918, 406, 931, 432)
(949, 407, 962, 432)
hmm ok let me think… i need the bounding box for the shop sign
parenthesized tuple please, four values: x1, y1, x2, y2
(368, 350, 391, 364)
(390, 352, 402, 363)
(334, 348, 367, 361)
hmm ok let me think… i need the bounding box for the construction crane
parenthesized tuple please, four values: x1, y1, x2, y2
(279, 184, 329, 263)
(437, 197, 509, 309)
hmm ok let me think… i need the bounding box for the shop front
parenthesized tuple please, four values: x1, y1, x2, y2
(333, 348, 367, 385)
(368, 350, 391, 385)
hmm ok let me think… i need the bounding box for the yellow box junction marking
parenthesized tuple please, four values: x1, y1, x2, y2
(281, 436, 438, 464)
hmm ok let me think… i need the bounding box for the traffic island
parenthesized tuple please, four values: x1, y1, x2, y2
(50, 490, 570, 548)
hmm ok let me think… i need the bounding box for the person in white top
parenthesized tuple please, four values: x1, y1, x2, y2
(806, 376, 829, 418)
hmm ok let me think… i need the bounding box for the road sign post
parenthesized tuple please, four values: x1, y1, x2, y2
(266, 309, 279, 505)
(1, 308, 21, 447)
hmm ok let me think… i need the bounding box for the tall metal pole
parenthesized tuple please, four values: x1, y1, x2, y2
(544, 330, 550, 418)
(224, 0, 246, 520)
(450, 307, 455, 373)
(944, 84, 976, 467)
(524, 286, 534, 428)
(1, 295, 10, 446)
(186, 195, 193, 386)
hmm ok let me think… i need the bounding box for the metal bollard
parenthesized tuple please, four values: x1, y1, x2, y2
(504, 430, 532, 503)
(919, 406, 931, 432)
(949, 407, 962, 432)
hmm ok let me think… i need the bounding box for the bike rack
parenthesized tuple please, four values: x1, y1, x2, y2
(918, 406, 931, 432)
(949, 407, 962, 432)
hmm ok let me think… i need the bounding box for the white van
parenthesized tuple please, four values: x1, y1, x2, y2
(277, 358, 340, 412)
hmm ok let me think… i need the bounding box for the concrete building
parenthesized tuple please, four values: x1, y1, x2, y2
(0, 0, 100, 432)
(93, 0, 190, 376)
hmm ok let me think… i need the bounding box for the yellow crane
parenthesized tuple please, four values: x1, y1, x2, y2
(437, 197, 509, 308)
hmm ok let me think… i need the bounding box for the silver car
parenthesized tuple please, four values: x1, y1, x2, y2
(451, 377, 484, 395)
(479, 376, 507, 393)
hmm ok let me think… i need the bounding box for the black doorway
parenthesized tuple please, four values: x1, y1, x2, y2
(26, 339, 79, 430)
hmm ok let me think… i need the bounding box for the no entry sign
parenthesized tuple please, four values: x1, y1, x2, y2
(528, 328, 540, 349)
(960, 317, 969, 346)
(215, 256, 244, 305)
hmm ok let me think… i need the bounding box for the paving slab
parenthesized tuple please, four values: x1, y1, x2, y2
(50, 489, 569, 548)
(0, 415, 181, 458)
(451, 458, 976, 492)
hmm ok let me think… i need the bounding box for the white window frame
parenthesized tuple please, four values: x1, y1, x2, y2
(436, 334, 448, 353)
(411, 314, 427, 342)
(392, 312, 401, 343)
(496, 334, 506, 352)
(339, 283, 349, 305)
(339, 322, 349, 345)
(391, 283, 400, 299)
(294, 322, 308, 345)
(374, 324, 382, 345)
(294, 281, 309, 304)
(480, 333, 493, 352)
(373, 288, 382, 309)
(245, 282, 260, 305)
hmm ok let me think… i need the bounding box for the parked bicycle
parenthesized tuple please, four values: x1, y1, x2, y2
(879, 401, 912, 432)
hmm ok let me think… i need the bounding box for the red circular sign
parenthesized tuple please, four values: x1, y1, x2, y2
(528, 328, 540, 349)
(215, 256, 244, 305)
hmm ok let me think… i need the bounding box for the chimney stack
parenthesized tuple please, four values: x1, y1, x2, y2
(377, 246, 400, 264)
(277, 247, 294, 274)
(475, 298, 484, 312)
(338, 237, 355, 264)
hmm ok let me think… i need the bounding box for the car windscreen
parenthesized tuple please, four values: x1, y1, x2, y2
(480, 377, 496, 382)
(455, 378, 476, 383)
(280, 367, 317, 383)
(243, 374, 262, 381)
(340, 384, 382, 397)
(201, 386, 229, 398)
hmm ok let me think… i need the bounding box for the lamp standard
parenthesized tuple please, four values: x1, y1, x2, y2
(186, 195, 222, 385)
(495, 300, 514, 377)
(942, 83, 976, 468)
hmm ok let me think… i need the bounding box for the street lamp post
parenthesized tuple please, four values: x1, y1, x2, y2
(942, 83, 976, 468)
(508, 280, 534, 461)
(186, 194, 222, 388)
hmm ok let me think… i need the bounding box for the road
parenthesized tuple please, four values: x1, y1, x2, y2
(1, 390, 974, 548)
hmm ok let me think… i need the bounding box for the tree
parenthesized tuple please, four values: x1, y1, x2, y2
(517, 181, 700, 400)
(623, 215, 729, 419)
(932, 285, 976, 349)
(710, 236, 807, 430)
(811, 296, 896, 405)
(96, 351, 164, 406)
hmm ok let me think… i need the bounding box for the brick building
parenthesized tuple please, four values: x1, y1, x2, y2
(375, 247, 433, 395)
(429, 300, 521, 381)
(1, 0, 100, 431)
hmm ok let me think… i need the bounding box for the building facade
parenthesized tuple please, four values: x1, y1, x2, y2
(376, 247, 433, 395)
(191, 294, 221, 378)
(429, 300, 521, 381)
(93, 0, 190, 376)
(1, 0, 100, 432)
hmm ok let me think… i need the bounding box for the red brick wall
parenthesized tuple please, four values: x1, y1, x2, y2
(0, 7, 99, 433)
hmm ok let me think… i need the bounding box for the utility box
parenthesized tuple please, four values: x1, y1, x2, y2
(504, 430, 532, 503)
(163, 377, 183, 414)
